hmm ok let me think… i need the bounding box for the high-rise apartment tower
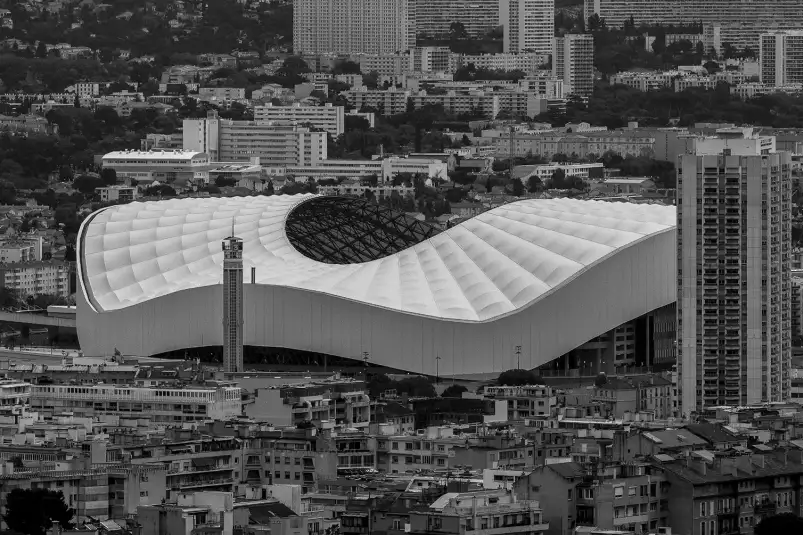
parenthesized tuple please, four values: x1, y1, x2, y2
(678, 129, 792, 415)
(760, 31, 803, 87)
(499, 0, 555, 57)
(553, 34, 595, 97)
(222, 234, 244, 373)
(412, 0, 499, 39)
(293, 0, 414, 55)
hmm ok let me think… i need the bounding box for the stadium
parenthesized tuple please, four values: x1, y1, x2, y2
(76, 195, 677, 377)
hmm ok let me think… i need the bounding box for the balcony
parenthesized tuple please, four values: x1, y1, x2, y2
(754, 500, 776, 515)
(175, 477, 235, 489)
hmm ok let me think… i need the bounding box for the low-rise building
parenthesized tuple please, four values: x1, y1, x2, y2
(284, 157, 448, 182)
(96, 185, 138, 203)
(0, 380, 30, 409)
(408, 489, 548, 535)
(0, 236, 43, 263)
(0, 261, 70, 297)
(594, 178, 657, 195)
(484, 385, 557, 420)
(101, 149, 211, 187)
(198, 87, 247, 101)
(656, 451, 803, 535)
(246, 380, 370, 430)
(255, 103, 346, 137)
(0, 463, 167, 525)
(344, 88, 411, 115)
(29, 383, 242, 423)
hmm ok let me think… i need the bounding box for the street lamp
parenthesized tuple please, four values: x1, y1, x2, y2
(515, 345, 522, 369)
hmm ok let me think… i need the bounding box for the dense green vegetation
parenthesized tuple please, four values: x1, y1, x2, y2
(0, 0, 293, 58)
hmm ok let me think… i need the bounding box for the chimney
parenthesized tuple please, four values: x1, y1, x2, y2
(251, 267, 256, 284)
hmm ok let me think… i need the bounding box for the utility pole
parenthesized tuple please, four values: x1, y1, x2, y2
(515, 345, 522, 370)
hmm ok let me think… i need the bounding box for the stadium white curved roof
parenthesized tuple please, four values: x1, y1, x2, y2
(80, 195, 674, 318)
(77, 195, 677, 375)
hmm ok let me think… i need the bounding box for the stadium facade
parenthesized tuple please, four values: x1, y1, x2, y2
(77, 195, 676, 377)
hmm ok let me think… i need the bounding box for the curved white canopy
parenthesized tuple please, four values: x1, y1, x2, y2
(77, 195, 677, 374)
(80, 195, 674, 320)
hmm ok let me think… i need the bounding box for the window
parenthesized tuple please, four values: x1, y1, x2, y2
(568, 489, 573, 501)
(628, 486, 636, 497)
(614, 486, 624, 498)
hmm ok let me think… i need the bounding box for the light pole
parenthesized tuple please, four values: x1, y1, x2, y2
(515, 345, 522, 370)
(435, 355, 441, 383)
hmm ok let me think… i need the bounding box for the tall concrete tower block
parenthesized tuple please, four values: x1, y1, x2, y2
(222, 235, 244, 373)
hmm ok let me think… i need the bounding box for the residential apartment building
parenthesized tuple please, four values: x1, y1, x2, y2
(587, 375, 673, 419)
(409, 47, 452, 73)
(124, 435, 243, 494)
(515, 461, 668, 535)
(678, 129, 792, 414)
(759, 30, 803, 86)
(519, 75, 566, 98)
(96, 185, 138, 203)
(29, 383, 243, 423)
(318, 182, 415, 199)
(357, 53, 408, 76)
(182, 118, 328, 167)
(412, 0, 499, 38)
(101, 149, 211, 186)
(484, 385, 556, 420)
(293, 0, 414, 55)
(0, 236, 42, 263)
(656, 451, 803, 535)
(408, 489, 548, 535)
(410, 90, 501, 118)
(553, 34, 595, 97)
(254, 103, 345, 137)
(244, 427, 338, 492)
(0, 380, 30, 409)
(197, 87, 247, 101)
(498, 131, 655, 160)
(284, 157, 448, 182)
(459, 53, 548, 75)
(344, 87, 411, 115)
(0, 464, 167, 526)
(0, 261, 70, 297)
(500, 0, 555, 57)
(793, 270, 803, 340)
(583, 0, 803, 50)
(246, 380, 371, 430)
(217, 122, 327, 166)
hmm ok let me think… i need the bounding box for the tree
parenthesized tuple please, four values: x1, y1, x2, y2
(526, 176, 541, 193)
(441, 384, 468, 398)
(497, 369, 541, 386)
(3, 488, 75, 535)
(449, 21, 468, 40)
(35, 41, 47, 58)
(100, 168, 117, 186)
(510, 178, 524, 196)
(754, 513, 803, 535)
(594, 372, 608, 387)
(72, 175, 103, 195)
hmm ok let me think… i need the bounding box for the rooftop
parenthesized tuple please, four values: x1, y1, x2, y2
(102, 149, 206, 161)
